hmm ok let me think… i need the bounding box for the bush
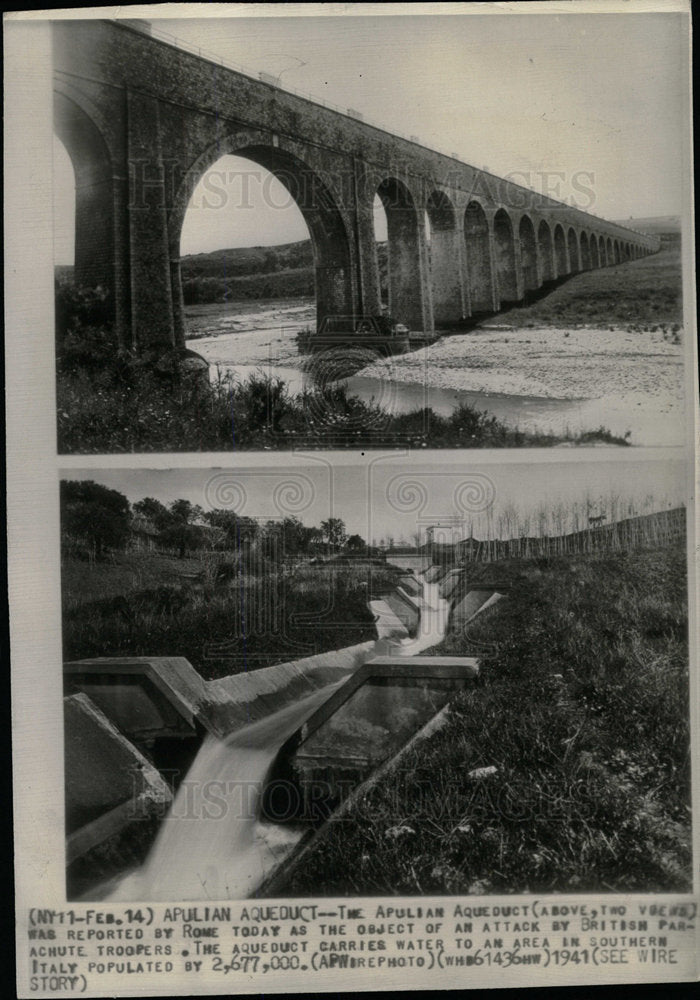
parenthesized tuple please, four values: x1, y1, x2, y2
(55, 278, 113, 347)
(57, 332, 630, 452)
(62, 559, 391, 678)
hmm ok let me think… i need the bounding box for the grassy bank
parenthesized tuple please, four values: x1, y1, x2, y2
(274, 543, 690, 895)
(495, 229, 682, 331)
(62, 553, 402, 679)
(57, 365, 628, 452)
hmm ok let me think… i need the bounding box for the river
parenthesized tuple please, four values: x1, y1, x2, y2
(186, 303, 683, 445)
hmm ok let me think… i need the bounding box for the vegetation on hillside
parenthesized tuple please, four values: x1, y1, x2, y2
(61, 481, 398, 677)
(63, 557, 398, 678)
(497, 229, 682, 331)
(60, 240, 389, 306)
(275, 543, 690, 895)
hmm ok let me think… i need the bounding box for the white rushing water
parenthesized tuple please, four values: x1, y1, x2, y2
(107, 574, 447, 902)
(108, 684, 342, 902)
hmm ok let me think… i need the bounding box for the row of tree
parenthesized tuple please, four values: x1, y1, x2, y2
(60, 480, 366, 559)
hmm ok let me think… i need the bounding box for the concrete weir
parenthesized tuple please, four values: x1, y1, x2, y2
(65, 567, 497, 898)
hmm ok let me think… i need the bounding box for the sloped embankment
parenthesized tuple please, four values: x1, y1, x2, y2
(271, 544, 691, 896)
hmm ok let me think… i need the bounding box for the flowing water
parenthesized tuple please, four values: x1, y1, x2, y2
(107, 683, 343, 902)
(106, 575, 449, 901)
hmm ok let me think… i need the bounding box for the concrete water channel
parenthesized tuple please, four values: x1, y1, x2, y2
(64, 567, 506, 900)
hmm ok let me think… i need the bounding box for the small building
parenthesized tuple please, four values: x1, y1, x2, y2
(129, 515, 159, 552)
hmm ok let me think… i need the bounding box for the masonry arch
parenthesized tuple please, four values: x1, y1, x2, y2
(464, 201, 493, 313)
(590, 233, 600, 268)
(425, 189, 462, 325)
(519, 215, 539, 291)
(580, 231, 592, 270)
(53, 90, 115, 299)
(53, 136, 75, 269)
(553, 224, 568, 276)
(598, 235, 607, 266)
(567, 227, 580, 272)
(169, 132, 355, 345)
(374, 176, 424, 329)
(537, 219, 555, 283)
(606, 237, 613, 266)
(493, 209, 519, 303)
(613, 240, 620, 264)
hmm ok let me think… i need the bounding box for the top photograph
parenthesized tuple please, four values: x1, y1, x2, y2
(52, 9, 690, 453)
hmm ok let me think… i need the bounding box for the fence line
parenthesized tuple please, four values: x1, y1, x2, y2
(434, 507, 686, 565)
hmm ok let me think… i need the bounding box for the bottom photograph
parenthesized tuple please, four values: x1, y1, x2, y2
(59, 456, 691, 902)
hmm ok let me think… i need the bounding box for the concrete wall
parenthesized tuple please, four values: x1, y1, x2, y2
(386, 553, 432, 573)
(64, 693, 172, 862)
(66, 645, 378, 742)
(451, 589, 505, 627)
(379, 590, 420, 635)
(205, 641, 377, 734)
(369, 599, 410, 642)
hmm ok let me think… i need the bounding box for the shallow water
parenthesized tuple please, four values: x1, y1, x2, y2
(208, 360, 680, 445)
(186, 301, 683, 446)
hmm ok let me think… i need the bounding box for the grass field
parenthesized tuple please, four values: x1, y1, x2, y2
(62, 551, 207, 609)
(62, 552, 402, 678)
(274, 542, 690, 896)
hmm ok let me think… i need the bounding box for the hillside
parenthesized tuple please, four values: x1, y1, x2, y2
(611, 215, 681, 234)
(178, 240, 388, 305)
(495, 218, 682, 330)
(61, 550, 402, 678)
(273, 541, 690, 896)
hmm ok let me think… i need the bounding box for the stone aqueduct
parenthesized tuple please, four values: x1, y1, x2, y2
(54, 19, 660, 354)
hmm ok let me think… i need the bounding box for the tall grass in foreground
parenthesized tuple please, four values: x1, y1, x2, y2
(275, 544, 690, 896)
(57, 361, 629, 452)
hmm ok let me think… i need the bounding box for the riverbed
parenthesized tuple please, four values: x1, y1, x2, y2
(185, 299, 685, 446)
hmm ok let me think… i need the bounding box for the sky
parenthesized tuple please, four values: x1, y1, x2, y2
(61, 456, 686, 545)
(52, 8, 688, 261)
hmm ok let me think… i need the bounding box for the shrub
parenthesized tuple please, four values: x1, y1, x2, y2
(57, 335, 630, 452)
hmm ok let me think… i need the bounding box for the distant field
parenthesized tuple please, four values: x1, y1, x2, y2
(178, 240, 388, 305)
(611, 215, 681, 234)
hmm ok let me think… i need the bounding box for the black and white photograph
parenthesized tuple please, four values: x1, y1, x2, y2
(5, 2, 697, 996)
(59, 457, 691, 903)
(50, 7, 690, 452)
